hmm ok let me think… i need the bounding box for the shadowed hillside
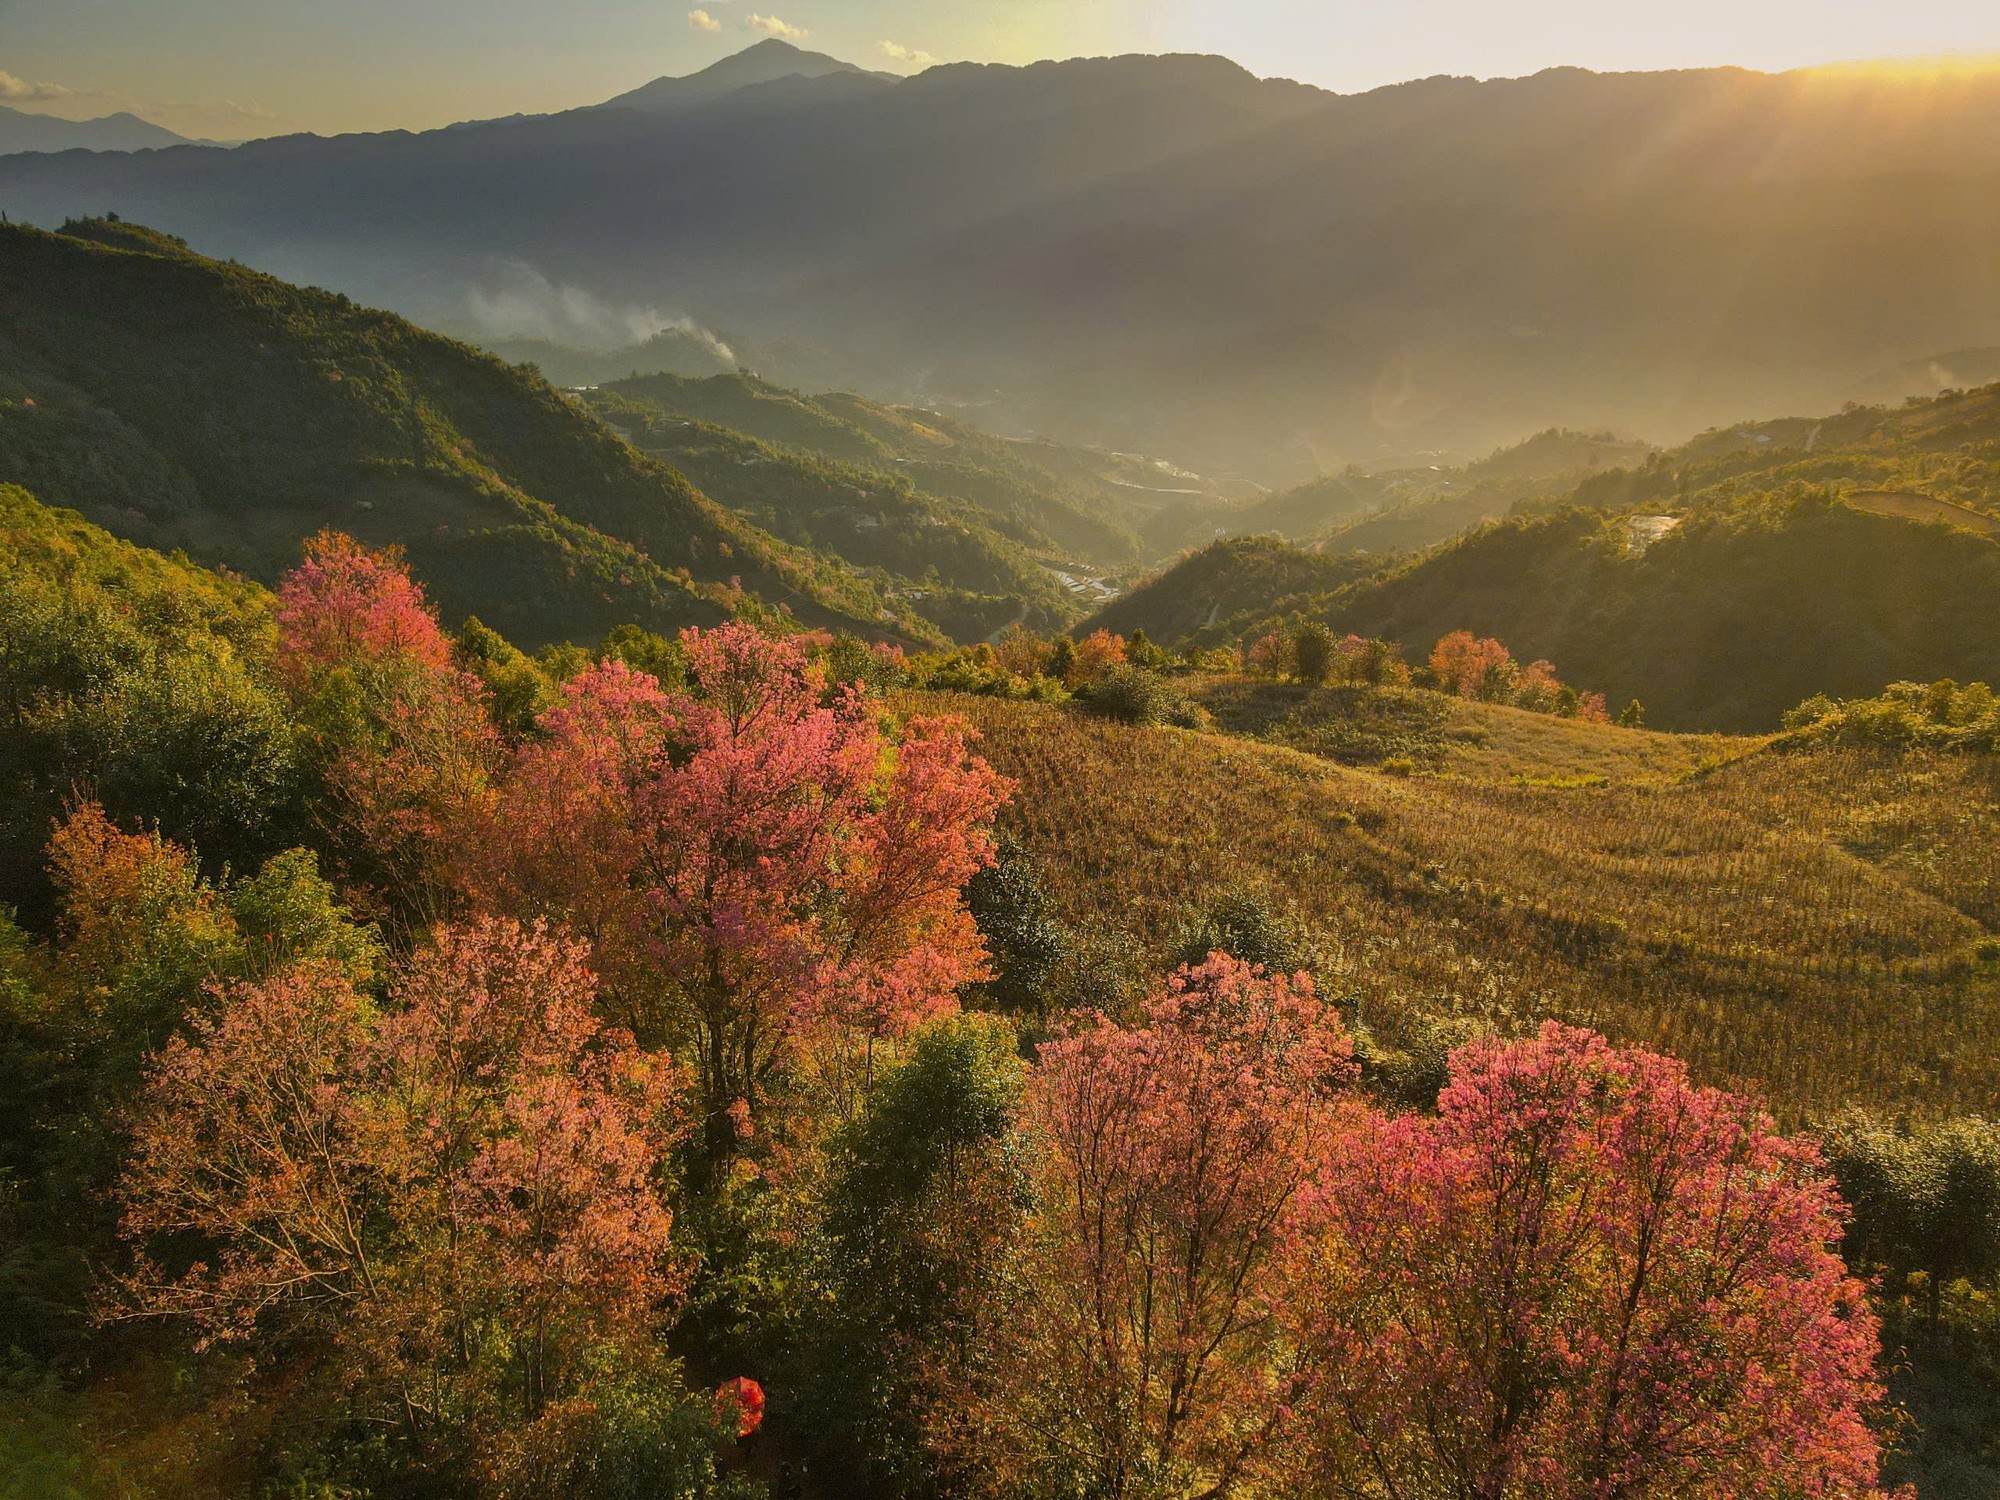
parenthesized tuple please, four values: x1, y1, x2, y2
(0, 219, 932, 647)
(1093, 383, 2000, 729)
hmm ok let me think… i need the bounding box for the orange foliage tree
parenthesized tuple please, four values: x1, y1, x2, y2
(275, 532, 498, 925)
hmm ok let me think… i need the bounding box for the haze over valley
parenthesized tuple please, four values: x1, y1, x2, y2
(8, 38, 2000, 480)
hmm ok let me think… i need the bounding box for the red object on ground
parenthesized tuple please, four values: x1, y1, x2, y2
(716, 1376, 766, 1437)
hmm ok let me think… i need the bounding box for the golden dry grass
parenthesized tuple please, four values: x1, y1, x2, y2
(923, 691, 2000, 1119)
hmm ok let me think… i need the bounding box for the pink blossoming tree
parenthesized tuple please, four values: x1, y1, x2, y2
(950, 954, 1358, 1499)
(118, 919, 687, 1443)
(275, 532, 497, 925)
(1272, 1022, 1894, 1500)
(472, 622, 1010, 1152)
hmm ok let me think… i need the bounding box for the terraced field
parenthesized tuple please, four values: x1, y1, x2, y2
(927, 690, 2000, 1118)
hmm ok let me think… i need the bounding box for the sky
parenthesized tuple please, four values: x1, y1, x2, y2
(2, 0, 1998, 140)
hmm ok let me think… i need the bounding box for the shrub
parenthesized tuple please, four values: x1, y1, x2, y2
(1779, 680, 2000, 753)
(1174, 885, 1311, 976)
(1293, 622, 1337, 685)
(1077, 665, 1200, 728)
(966, 833, 1068, 1018)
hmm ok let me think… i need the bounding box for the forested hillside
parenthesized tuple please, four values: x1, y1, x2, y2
(1093, 382, 2000, 730)
(1086, 535, 1381, 644)
(0, 219, 931, 647)
(1192, 428, 1659, 557)
(1325, 496, 2000, 731)
(587, 405, 1076, 640)
(591, 371, 1194, 570)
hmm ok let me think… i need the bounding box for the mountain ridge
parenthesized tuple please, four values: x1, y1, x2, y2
(11, 55, 1999, 477)
(0, 104, 189, 156)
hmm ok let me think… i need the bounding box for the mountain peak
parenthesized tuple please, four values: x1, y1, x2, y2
(600, 39, 892, 112)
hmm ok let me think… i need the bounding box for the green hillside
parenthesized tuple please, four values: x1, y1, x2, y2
(1260, 496, 2000, 731)
(0, 481, 292, 910)
(587, 392, 1079, 639)
(0, 220, 932, 648)
(1085, 534, 1381, 644)
(593, 372, 1186, 570)
(1206, 429, 1659, 557)
(1093, 385, 2000, 730)
(1572, 383, 2000, 518)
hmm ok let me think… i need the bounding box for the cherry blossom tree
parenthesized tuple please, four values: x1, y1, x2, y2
(472, 623, 1010, 1153)
(1271, 1022, 1893, 1500)
(953, 955, 1357, 1499)
(1067, 628, 1129, 686)
(275, 532, 497, 924)
(1428, 630, 1515, 700)
(461, 659, 673, 991)
(273, 530, 458, 685)
(118, 919, 687, 1442)
(117, 959, 379, 1347)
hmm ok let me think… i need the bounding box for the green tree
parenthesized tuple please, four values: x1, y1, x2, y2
(966, 834, 1067, 1019)
(1125, 629, 1166, 671)
(810, 1013, 1028, 1496)
(1175, 885, 1310, 975)
(1293, 622, 1337, 685)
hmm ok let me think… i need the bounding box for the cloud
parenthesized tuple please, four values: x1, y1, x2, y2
(745, 13, 807, 40)
(466, 258, 736, 364)
(0, 70, 77, 105)
(877, 41, 938, 70)
(687, 8, 721, 32)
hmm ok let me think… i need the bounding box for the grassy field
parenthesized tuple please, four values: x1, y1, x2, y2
(924, 688, 2000, 1119)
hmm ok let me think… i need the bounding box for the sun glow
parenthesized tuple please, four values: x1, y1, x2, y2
(1801, 49, 2000, 82)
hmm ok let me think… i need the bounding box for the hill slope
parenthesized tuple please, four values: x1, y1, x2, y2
(1085, 535, 1381, 644)
(588, 397, 1079, 639)
(1342, 497, 2000, 730)
(940, 691, 2000, 1119)
(0, 219, 930, 647)
(590, 372, 1186, 571)
(1095, 384, 2000, 729)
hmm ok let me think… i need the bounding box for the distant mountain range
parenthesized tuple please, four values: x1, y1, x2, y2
(0, 105, 188, 155)
(3, 44, 2000, 482)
